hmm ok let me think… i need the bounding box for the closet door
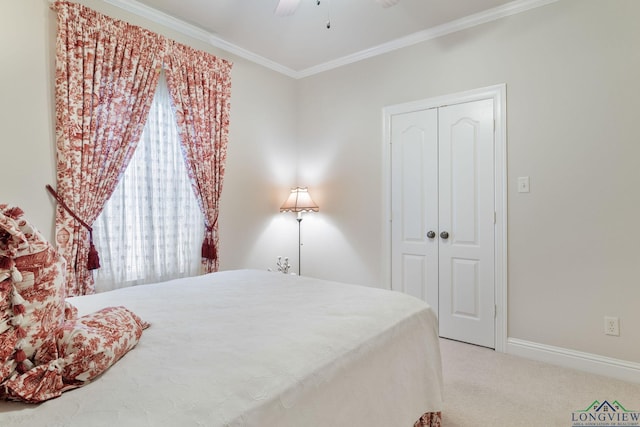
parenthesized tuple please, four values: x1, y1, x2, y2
(390, 99, 496, 349)
(390, 109, 439, 309)
(438, 99, 495, 348)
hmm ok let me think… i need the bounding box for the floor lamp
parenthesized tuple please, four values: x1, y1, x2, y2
(280, 187, 319, 275)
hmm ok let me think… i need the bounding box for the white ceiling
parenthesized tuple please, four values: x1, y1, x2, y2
(105, 0, 556, 78)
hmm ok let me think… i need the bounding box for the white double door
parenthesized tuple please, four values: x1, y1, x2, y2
(391, 99, 495, 348)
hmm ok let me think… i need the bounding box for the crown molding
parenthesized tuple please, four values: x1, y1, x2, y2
(206, 33, 299, 78)
(103, 0, 210, 44)
(103, 0, 558, 80)
(297, 0, 559, 78)
(102, 0, 299, 78)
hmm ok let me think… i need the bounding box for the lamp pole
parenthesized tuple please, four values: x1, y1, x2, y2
(280, 187, 318, 276)
(297, 212, 302, 275)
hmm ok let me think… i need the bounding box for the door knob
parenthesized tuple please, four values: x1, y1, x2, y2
(426, 231, 436, 239)
(440, 231, 449, 239)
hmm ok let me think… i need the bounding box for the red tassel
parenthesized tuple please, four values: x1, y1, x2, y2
(16, 326, 27, 339)
(15, 349, 27, 363)
(0, 256, 12, 270)
(13, 304, 26, 315)
(46, 186, 100, 271)
(87, 243, 100, 270)
(201, 241, 210, 259)
(201, 239, 217, 260)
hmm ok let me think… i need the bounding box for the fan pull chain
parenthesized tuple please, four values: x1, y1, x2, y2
(326, 0, 331, 29)
(315, 0, 331, 29)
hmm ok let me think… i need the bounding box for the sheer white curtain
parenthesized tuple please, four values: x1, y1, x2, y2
(93, 72, 204, 293)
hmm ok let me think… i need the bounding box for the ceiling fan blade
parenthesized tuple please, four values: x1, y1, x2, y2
(274, 0, 301, 16)
(374, 0, 400, 8)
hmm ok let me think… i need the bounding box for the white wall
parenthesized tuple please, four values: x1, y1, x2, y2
(296, 0, 640, 363)
(220, 61, 299, 272)
(0, 0, 57, 235)
(0, 0, 298, 273)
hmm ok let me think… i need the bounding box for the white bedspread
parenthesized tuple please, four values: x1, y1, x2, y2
(0, 270, 442, 427)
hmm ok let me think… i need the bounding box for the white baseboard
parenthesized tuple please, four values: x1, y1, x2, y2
(507, 338, 640, 384)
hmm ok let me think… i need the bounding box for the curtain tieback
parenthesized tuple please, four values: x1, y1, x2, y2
(46, 185, 101, 270)
(201, 223, 217, 261)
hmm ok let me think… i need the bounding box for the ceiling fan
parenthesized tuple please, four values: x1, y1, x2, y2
(274, 0, 400, 17)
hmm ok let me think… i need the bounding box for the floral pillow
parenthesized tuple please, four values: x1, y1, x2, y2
(59, 306, 149, 386)
(2, 306, 149, 402)
(0, 206, 149, 403)
(0, 205, 66, 389)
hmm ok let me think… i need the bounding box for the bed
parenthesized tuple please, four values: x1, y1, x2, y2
(1, 268, 442, 426)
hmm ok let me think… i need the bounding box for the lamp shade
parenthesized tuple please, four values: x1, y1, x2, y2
(280, 187, 319, 213)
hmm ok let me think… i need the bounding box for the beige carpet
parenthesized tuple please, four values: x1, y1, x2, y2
(439, 338, 640, 426)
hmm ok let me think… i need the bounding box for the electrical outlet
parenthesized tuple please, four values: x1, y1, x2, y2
(604, 316, 620, 336)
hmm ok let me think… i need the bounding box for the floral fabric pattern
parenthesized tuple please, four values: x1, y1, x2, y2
(2, 306, 148, 403)
(57, 306, 148, 386)
(165, 41, 232, 273)
(414, 411, 442, 427)
(1, 206, 148, 403)
(53, 1, 166, 296)
(53, 1, 232, 293)
(0, 205, 66, 389)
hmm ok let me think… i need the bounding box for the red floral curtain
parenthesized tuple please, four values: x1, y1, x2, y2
(164, 41, 232, 273)
(53, 2, 165, 295)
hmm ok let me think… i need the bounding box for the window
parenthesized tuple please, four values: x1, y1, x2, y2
(93, 73, 204, 292)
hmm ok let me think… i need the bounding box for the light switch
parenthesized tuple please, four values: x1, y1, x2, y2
(517, 176, 530, 193)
